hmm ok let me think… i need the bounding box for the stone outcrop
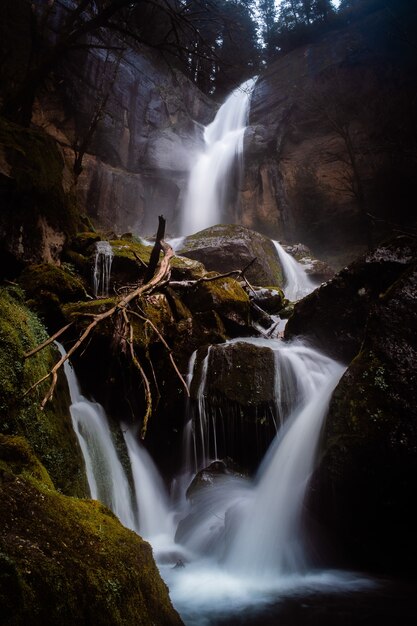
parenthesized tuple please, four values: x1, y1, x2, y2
(285, 236, 417, 362)
(307, 253, 417, 575)
(36, 10, 215, 236)
(0, 435, 183, 626)
(179, 224, 284, 287)
(189, 341, 278, 472)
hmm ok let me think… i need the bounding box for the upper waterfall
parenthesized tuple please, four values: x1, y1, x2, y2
(180, 78, 256, 235)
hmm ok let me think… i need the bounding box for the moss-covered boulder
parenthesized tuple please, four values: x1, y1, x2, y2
(179, 224, 284, 287)
(189, 341, 277, 471)
(285, 236, 417, 362)
(307, 261, 417, 575)
(0, 286, 87, 496)
(18, 263, 87, 330)
(181, 274, 251, 331)
(0, 434, 183, 626)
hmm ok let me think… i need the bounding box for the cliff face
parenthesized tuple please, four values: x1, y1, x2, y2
(243, 8, 417, 261)
(34, 4, 215, 237)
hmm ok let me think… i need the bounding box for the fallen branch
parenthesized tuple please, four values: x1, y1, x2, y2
(169, 258, 257, 290)
(24, 323, 73, 359)
(24, 228, 175, 425)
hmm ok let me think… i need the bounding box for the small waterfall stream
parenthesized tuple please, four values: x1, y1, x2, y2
(181, 78, 256, 235)
(273, 240, 317, 301)
(93, 241, 113, 297)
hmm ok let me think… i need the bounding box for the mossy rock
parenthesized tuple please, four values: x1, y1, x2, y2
(308, 261, 417, 575)
(170, 255, 207, 281)
(182, 274, 250, 329)
(18, 263, 87, 331)
(188, 341, 278, 471)
(106, 239, 153, 287)
(285, 235, 417, 362)
(0, 286, 87, 497)
(0, 435, 53, 489)
(179, 224, 284, 287)
(0, 436, 183, 626)
(68, 232, 102, 256)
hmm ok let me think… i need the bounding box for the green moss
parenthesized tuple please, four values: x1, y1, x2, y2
(110, 239, 153, 264)
(19, 264, 87, 303)
(0, 286, 87, 497)
(69, 232, 101, 256)
(183, 275, 250, 328)
(0, 435, 53, 489)
(0, 116, 80, 235)
(170, 255, 206, 280)
(0, 436, 183, 626)
(18, 263, 88, 331)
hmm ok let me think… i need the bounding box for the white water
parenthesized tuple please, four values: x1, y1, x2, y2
(180, 78, 256, 235)
(57, 343, 136, 530)
(273, 240, 317, 301)
(123, 426, 174, 543)
(160, 339, 373, 625)
(93, 240, 113, 297)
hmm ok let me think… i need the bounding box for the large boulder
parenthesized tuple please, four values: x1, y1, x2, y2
(308, 259, 417, 575)
(179, 224, 284, 287)
(285, 236, 417, 362)
(189, 341, 278, 471)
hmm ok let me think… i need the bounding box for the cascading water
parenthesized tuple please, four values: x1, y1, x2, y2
(123, 426, 174, 543)
(273, 240, 317, 301)
(56, 80, 377, 625)
(180, 78, 256, 235)
(93, 240, 113, 297)
(58, 343, 172, 543)
(57, 343, 136, 531)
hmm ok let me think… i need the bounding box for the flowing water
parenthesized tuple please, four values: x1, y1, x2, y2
(58, 80, 391, 625)
(180, 78, 256, 235)
(93, 240, 113, 297)
(59, 337, 380, 625)
(273, 241, 317, 301)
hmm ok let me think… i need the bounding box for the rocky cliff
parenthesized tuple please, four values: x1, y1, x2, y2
(243, 7, 417, 263)
(33, 1, 215, 237)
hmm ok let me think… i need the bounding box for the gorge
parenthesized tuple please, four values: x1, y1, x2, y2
(1, 1, 417, 625)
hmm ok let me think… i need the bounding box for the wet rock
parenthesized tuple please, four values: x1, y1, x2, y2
(308, 257, 417, 575)
(0, 434, 183, 626)
(189, 341, 278, 472)
(179, 224, 284, 287)
(285, 236, 417, 362)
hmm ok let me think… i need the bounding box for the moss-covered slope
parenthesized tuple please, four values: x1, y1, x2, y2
(0, 434, 183, 626)
(0, 286, 87, 496)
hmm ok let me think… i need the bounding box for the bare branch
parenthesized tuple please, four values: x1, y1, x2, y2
(24, 323, 73, 359)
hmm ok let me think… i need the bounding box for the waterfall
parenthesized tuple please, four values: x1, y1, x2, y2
(123, 427, 174, 542)
(273, 240, 317, 301)
(58, 342, 173, 540)
(225, 341, 345, 576)
(93, 241, 113, 297)
(57, 343, 136, 530)
(180, 78, 256, 235)
(178, 338, 345, 576)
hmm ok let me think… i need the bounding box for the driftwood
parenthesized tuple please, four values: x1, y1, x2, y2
(23, 216, 186, 439)
(23, 219, 275, 438)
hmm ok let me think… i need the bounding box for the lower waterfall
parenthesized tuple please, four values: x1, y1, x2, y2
(59, 335, 374, 625)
